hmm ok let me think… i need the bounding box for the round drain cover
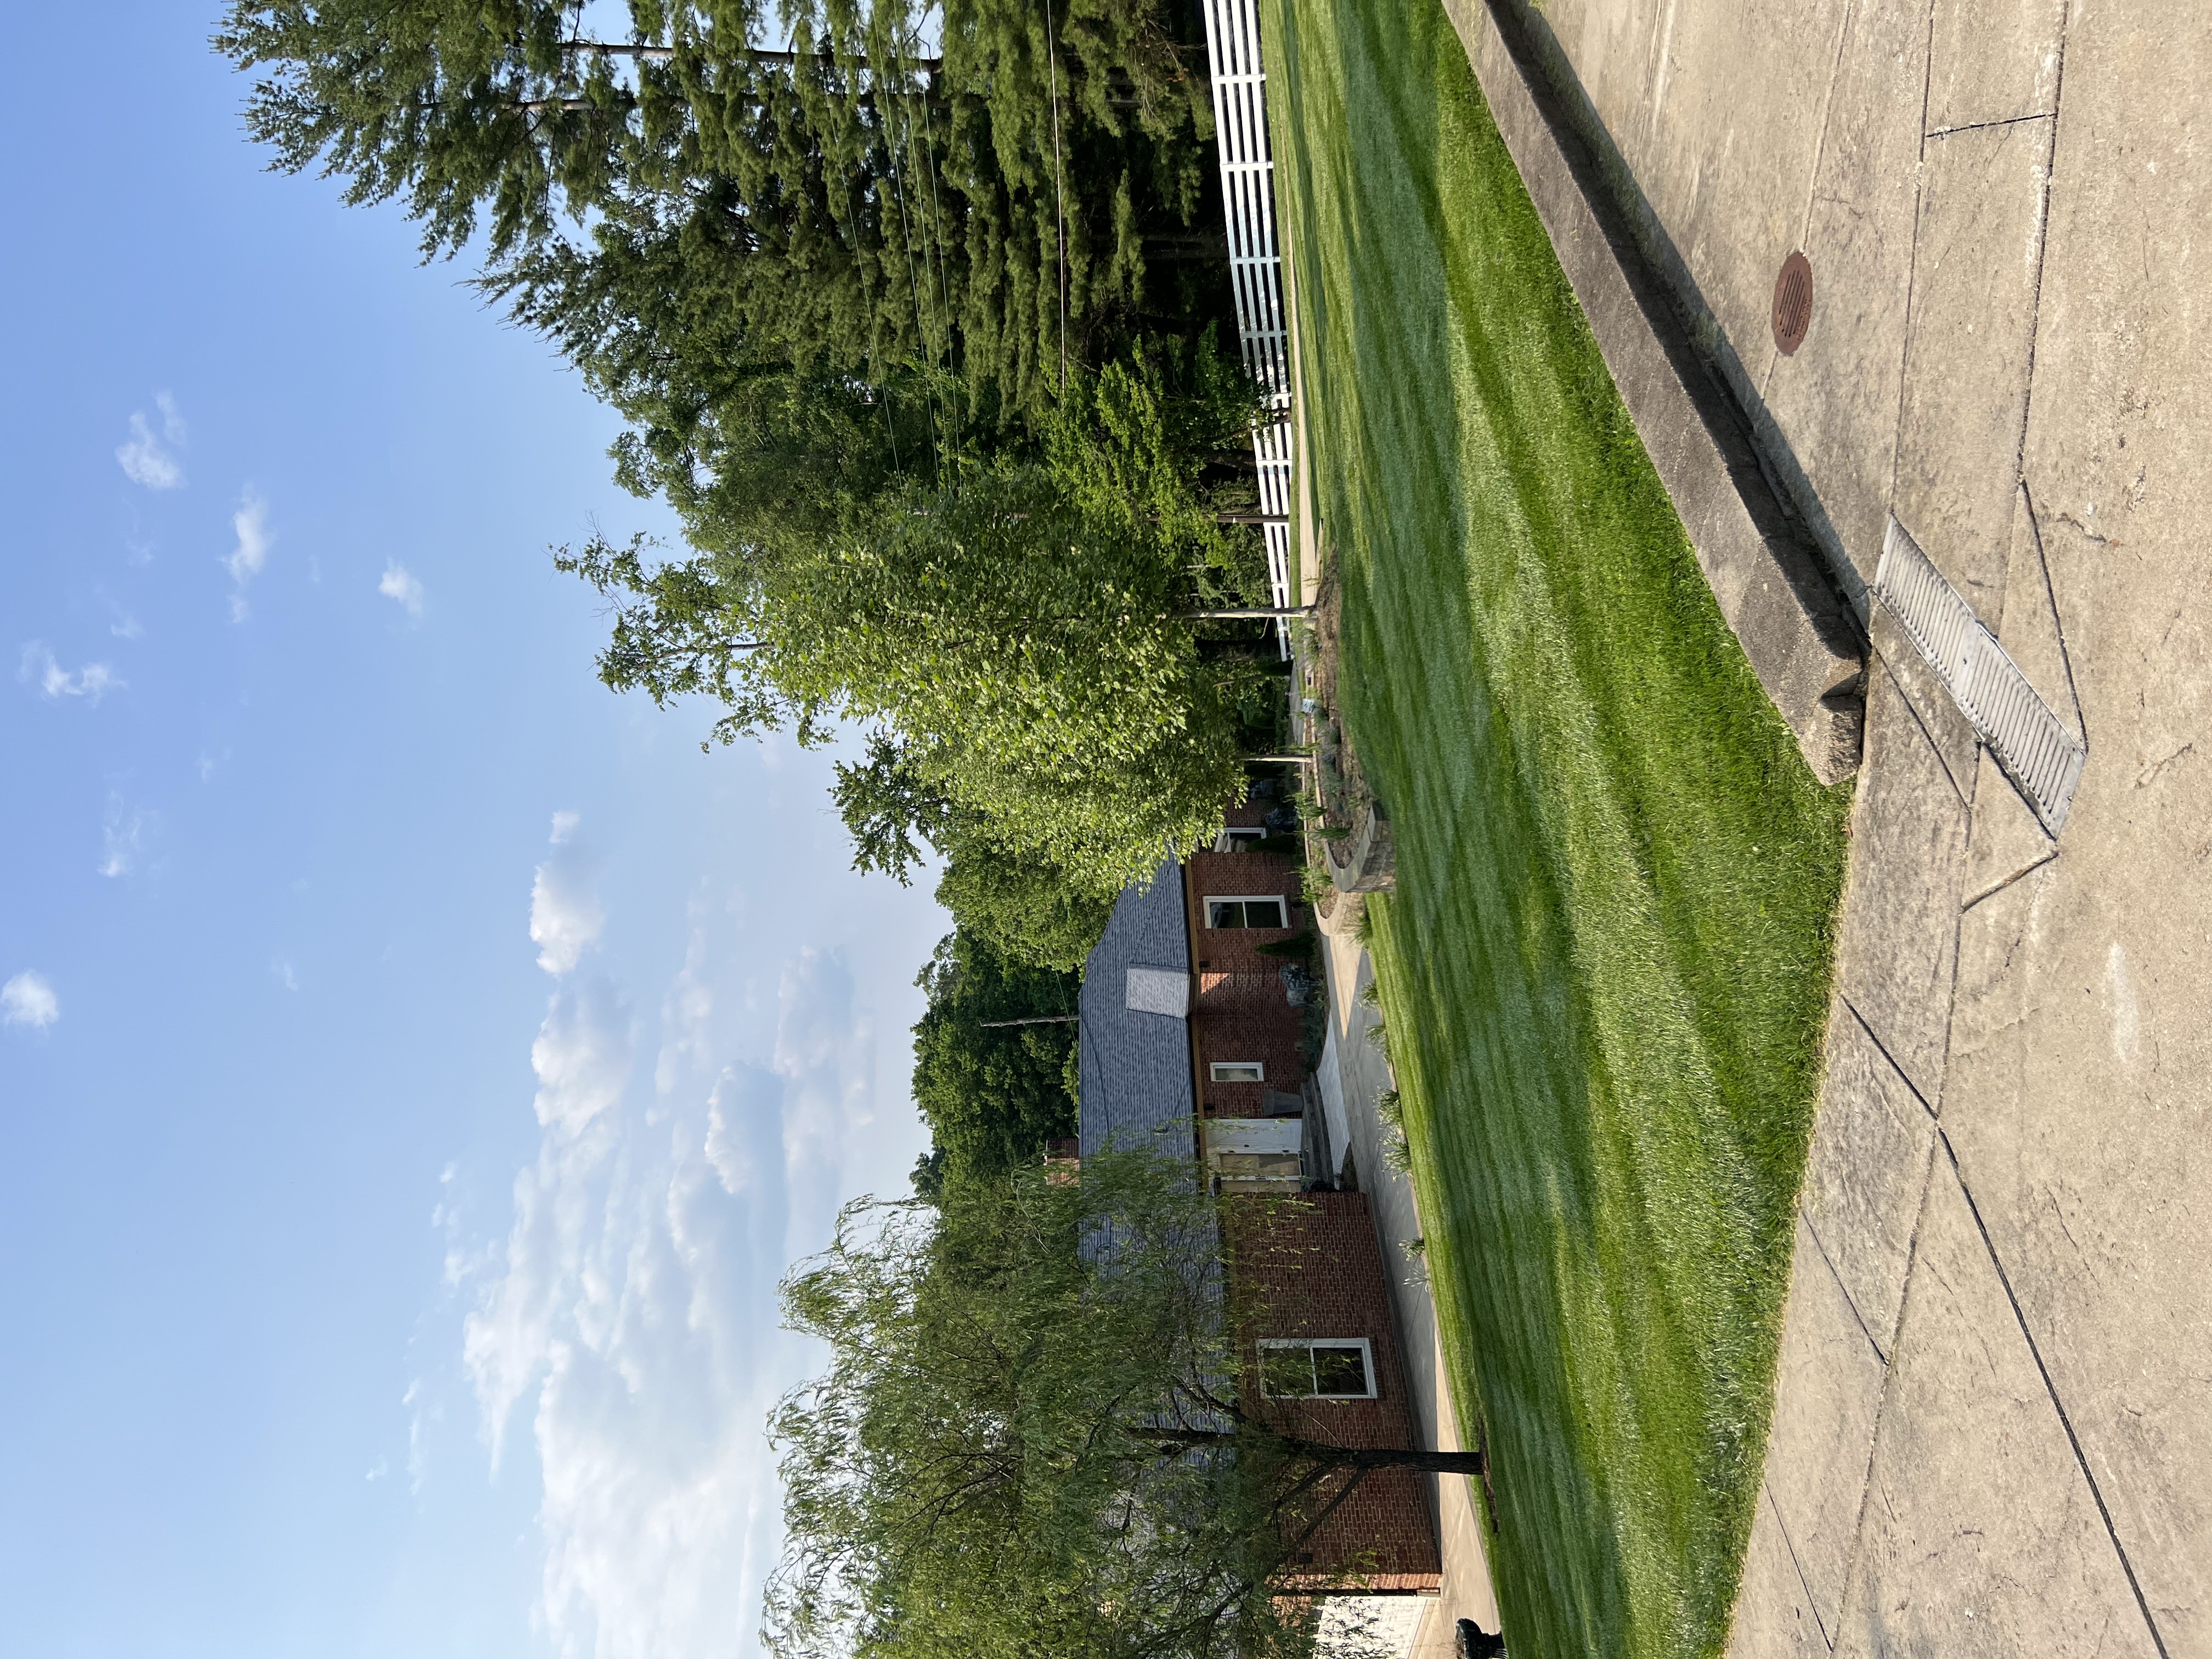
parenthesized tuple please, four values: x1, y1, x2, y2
(1772, 251, 1814, 355)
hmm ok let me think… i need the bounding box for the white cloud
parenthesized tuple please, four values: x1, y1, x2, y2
(404, 1377, 439, 1497)
(2, 972, 59, 1030)
(529, 981, 634, 1137)
(116, 394, 186, 490)
(771, 950, 882, 1224)
(227, 494, 273, 622)
(530, 813, 606, 977)
(19, 642, 123, 704)
(460, 860, 905, 1659)
(379, 562, 425, 618)
(99, 794, 155, 879)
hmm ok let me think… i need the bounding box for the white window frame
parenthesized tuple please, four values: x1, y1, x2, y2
(1257, 1336, 1377, 1400)
(1214, 826, 1268, 853)
(1210, 1060, 1266, 1084)
(1205, 894, 1289, 929)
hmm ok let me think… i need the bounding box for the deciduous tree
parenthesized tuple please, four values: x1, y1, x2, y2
(560, 358, 1277, 898)
(769, 1153, 1484, 1659)
(909, 929, 1080, 1186)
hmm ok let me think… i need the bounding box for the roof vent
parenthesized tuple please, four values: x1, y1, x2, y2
(1125, 966, 1191, 1017)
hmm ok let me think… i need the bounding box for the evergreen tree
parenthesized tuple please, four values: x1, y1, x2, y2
(218, 0, 1228, 429)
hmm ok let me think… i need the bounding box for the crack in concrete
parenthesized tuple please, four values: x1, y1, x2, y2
(2013, 112, 2062, 509)
(1889, 0, 1941, 518)
(1773, 0, 1860, 407)
(1914, 0, 1938, 167)
(1825, 1081, 1945, 1654)
(2007, 16, 2070, 600)
(1923, 110, 2058, 140)
(1963, 848, 2059, 911)
(2135, 742, 2193, 790)
(1935, 1130, 2173, 1659)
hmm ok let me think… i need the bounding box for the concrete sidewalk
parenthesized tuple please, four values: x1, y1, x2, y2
(1432, 1, 2210, 1652)
(1316, 907, 1505, 1655)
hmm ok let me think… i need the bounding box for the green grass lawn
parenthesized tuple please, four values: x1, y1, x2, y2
(1259, 1, 1852, 1652)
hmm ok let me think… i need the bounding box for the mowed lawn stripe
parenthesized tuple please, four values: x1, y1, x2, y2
(1260, 0, 1852, 1652)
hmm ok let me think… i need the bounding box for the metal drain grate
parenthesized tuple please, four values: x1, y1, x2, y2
(1875, 516, 2086, 833)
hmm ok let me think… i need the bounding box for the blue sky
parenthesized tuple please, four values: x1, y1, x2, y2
(0, 9, 945, 1656)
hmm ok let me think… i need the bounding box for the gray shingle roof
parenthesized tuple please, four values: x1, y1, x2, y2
(1077, 860, 1194, 1158)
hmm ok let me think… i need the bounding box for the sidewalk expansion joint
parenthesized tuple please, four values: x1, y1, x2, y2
(1936, 1130, 2173, 1659)
(1800, 1205, 1891, 1367)
(1878, 652, 1972, 808)
(1841, 994, 1938, 1123)
(2019, 479, 2091, 749)
(1766, 1481, 1836, 1650)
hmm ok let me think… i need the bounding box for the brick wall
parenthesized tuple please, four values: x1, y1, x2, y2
(1186, 850, 1310, 1119)
(1222, 1192, 1441, 1586)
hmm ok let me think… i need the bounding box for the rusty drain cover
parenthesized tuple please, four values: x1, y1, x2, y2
(1772, 251, 1814, 354)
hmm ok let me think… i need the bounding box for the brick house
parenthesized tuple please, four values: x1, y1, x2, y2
(1075, 827, 1441, 1593)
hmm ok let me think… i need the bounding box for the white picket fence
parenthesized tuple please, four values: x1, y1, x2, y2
(1199, 0, 1296, 649)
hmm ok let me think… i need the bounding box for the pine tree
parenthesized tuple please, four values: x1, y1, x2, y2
(218, 0, 1229, 430)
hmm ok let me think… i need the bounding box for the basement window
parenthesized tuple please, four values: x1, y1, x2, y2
(1210, 1060, 1266, 1084)
(1215, 827, 1267, 852)
(1206, 895, 1287, 929)
(1259, 1338, 1376, 1400)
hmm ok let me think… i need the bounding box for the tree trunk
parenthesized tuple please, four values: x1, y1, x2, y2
(1336, 1444, 1487, 1476)
(1153, 1426, 1485, 1477)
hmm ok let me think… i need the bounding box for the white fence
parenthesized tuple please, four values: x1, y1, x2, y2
(1199, 0, 1296, 648)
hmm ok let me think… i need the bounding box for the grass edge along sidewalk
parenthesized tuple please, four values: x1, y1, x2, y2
(1260, 0, 1852, 1652)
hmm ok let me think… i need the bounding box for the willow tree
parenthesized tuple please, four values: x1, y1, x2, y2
(769, 1152, 1484, 1659)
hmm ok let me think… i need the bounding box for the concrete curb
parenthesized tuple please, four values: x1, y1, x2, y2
(1446, 0, 1869, 784)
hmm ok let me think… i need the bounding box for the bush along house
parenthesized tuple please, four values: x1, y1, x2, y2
(1074, 796, 1443, 1603)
